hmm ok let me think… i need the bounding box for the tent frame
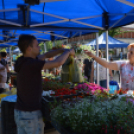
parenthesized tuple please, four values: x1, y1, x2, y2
(1, 0, 134, 88)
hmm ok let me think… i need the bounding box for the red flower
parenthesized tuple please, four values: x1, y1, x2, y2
(117, 129, 120, 134)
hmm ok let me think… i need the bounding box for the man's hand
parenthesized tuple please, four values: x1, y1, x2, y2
(84, 50, 95, 58)
(69, 49, 75, 56)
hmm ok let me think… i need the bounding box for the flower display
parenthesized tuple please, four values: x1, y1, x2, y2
(43, 77, 70, 91)
(116, 88, 129, 95)
(74, 83, 109, 96)
(50, 88, 77, 96)
(51, 95, 134, 134)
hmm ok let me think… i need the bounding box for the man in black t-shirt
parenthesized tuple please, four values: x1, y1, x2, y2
(14, 35, 75, 134)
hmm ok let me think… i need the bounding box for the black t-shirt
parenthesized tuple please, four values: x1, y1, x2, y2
(83, 58, 92, 76)
(14, 56, 45, 111)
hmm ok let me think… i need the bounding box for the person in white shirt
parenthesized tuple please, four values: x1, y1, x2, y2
(0, 54, 7, 93)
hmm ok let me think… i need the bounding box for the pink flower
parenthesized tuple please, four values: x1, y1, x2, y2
(75, 84, 83, 90)
(91, 90, 95, 94)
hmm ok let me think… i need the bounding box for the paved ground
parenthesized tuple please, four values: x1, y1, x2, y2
(45, 130, 60, 134)
(112, 71, 120, 88)
(113, 71, 120, 83)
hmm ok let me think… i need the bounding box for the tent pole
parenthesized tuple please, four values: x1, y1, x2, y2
(44, 42, 47, 53)
(53, 41, 55, 47)
(106, 30, 109, 89)
(9, 47, 12, 70)
(96, 32, 99, 85)
(80, 31, 82, 44)
(18, 46, 20, 56)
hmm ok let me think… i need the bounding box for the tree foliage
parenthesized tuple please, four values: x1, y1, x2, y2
(99, 28, 124, 37)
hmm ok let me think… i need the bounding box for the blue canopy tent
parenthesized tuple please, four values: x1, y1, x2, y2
(13, 48, 21, 53)
(85, 32, 129, 49)
(1, 0, 134, 31)
(0, 0, 134, 47)
(6, 47, 21, 53)
(1, 0, 134, 86)
(0, 29, 97, 47)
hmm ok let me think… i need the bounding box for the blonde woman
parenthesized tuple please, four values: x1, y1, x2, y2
(84, 43, 134, 91)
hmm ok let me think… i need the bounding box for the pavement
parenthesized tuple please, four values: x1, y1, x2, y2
(45, 130, 60, 134)
(112, 70, 120, 85)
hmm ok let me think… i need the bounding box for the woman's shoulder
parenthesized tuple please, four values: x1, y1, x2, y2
(114, 60, 128, 69)
(115, 60, 128, 64)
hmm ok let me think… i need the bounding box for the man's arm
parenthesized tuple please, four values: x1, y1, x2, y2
(84, 50, 119, 71)
(38, 48, 66, 61)
(43, 49, 75, 69)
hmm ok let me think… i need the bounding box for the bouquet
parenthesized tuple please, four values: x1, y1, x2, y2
(69, 44, 95, 59)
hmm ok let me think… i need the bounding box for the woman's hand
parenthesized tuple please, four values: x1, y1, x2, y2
(84, 50, 95, 58)
(69, 49, 75, 56)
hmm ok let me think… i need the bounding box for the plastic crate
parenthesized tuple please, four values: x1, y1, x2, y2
(1, 101, 17, 134)
(41, 96, 60, 121)
(11, 76, 17, 86)
(41, 95, 77, 121)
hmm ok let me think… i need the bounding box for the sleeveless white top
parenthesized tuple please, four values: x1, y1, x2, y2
(116, 60, 134, 91)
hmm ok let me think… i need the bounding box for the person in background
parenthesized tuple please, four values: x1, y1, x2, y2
(110, 58, 114, 76)
(119, 51, 123, 59)
(0, 53, 7, 93)
(12, 53, 17, 62)
(14, 34, 75, 134)
(94, 50, 113, 88)
(56, 66, 62, 76)
(78, 59, 83, 71)
(11, 62, 14, 71)
(1, 52, 10, 83)
(82, 58, 94, 82)
(6, 53, 11, 64)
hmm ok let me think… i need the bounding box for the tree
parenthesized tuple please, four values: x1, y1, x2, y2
(39, 40, 63, 54)
(45, 41, 53, 51)
(39, 42, 45, 54)
(99, 27, 123, 37)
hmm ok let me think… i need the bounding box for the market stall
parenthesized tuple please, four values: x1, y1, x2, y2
(1, 0, 134, 134)
(0, 67, 133, 134)
(42, 76, 134, 134)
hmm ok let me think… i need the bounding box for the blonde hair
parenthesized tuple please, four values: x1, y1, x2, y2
(99, 50, 102, 57)
(127, 43, 134, 51)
